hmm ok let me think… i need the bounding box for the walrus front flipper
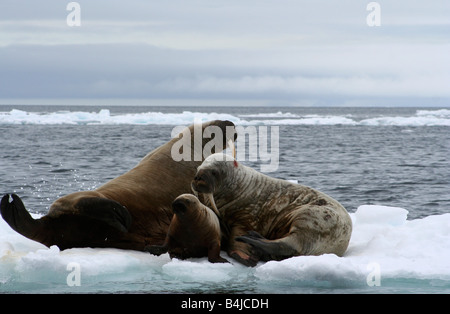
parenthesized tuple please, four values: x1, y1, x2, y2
(1, 194, 45, 242)
(236, 231, 298, 261)
(145, 243, 169, 256)
(74, 197, 132, 233)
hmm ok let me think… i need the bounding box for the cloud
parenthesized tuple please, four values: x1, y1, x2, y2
(97, 73, 450, 99)
(0, 0, 449, 105)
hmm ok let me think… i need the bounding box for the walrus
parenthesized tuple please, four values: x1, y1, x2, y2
(191, 153, 353, 267)
(146, 194, 228, 263)
(1, 120, 237, 251)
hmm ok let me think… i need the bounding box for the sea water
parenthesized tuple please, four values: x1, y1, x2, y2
(0, 105, 449, 293)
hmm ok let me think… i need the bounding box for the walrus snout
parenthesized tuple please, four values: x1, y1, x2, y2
(172, 194, 201, 215)
(192, 171, 215, 194)
(172, 198, 188, 216)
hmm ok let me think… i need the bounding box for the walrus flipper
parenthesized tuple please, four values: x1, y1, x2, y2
(74, 197, 132, 233)
(146, 243, 169, 256)
(236, 231, 298, 261)
(1, 194, 44, 241)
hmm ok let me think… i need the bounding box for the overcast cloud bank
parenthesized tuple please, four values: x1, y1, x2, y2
(1, 1, 449, 106)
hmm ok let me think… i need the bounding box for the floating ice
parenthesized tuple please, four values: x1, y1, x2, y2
(1, 109, 449, 126)
(1, 205, 450, 293)
(247, 116, 357, 125)
(416, 109, 450, 117)
(353, 204, 408, 226)
(0, 109, 243, 126)
(238, 111, 300, 118)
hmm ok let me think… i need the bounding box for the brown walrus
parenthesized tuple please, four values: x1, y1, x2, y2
(146, 193, 228, 263)
(191, 153, 353, 267)
(0, 120, 237, 251)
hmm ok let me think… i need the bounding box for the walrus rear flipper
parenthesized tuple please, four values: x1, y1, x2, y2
(236, 231, 298, 261)
(1, 194, 45, 242)
(74, 197, 132, 233)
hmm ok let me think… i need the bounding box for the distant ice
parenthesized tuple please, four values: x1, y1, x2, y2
(1, 205, 450, 293)
(238, 111, 300, 118)
(1, 109, 449, 126)
(416, 109, 450, 117)
(0, 109, 242, 126)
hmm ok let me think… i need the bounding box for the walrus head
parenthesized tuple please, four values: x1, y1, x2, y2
(191, 141, 237, 214)
(191, 139, 237, 195)
(192, 168, 219, 194)
(172, 194, 198, 218)
(172, 193, 220, 220)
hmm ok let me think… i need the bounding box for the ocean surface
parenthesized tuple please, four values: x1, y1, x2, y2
(0, 105, 449, 294)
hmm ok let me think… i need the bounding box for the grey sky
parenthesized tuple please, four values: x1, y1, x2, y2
(0, 0, 449, 106)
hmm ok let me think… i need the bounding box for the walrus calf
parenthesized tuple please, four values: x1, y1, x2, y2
(1, 120, 237, 251)
(191, 154, 353, 267)
(146, 194, 228, 263)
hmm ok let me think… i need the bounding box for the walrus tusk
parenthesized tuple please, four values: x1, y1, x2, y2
(207, 193, 220, 217)
(227, 138, 236, 159)
(191, 184, 199, 197)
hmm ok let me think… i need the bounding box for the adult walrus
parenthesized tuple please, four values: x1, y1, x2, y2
(146, 194, 228, 263)
(1, 120, 237, 251)
(191, 153, 353, 267)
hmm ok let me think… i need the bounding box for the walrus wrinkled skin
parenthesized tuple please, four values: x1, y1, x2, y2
(192, 154, 353, 267)
(1, 120, 237, 251)
(146, 194, 228, 263)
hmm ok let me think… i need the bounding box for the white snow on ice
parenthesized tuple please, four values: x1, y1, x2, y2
(1, 205, 449, 293)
